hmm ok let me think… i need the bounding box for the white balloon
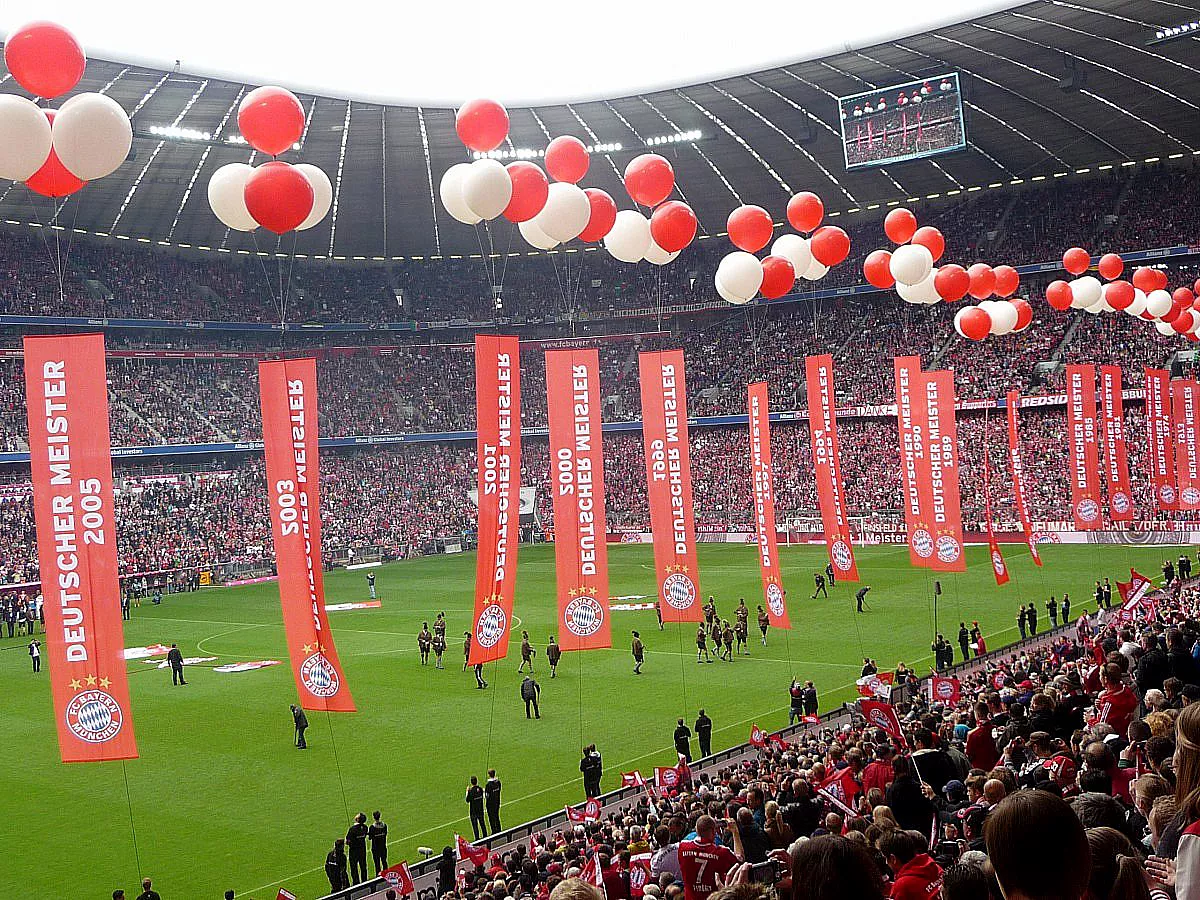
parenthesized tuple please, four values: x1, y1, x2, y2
(534, 182, 591, 243)
(990, 301, 1019, 334)
(889, 243, 934, 286)
(462, 158, 512, 221)
(605, 210, 651, 263)
(207, 163, 258, 232)
(897, 269, 939, 304)
(1125, 289, 1147, 317)
(770, 235, 811, 277)
(1146, 289, 1174, 319)
(952, 306, 976, 339)
(716, 278, 752, 305)
(0, 95, 51, 182)
(716, 251, 763, 300)
(518, 218, 558, 250)
(293, 164, 333, 231)
(1088, 288, 1113, 314)
(644, 237, 679, 266)
(439, 163, 481, 225)
(1154, 319, 1176, 336)
(1069, 276, 1102, 310)
(52, 93, 132, 182)
(801, 258, 829, 281)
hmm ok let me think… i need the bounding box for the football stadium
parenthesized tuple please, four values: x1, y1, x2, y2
(1, 3, 1200, 899)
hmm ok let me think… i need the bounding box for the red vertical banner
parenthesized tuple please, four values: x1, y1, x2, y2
(982, 412, 1009, 586)
(469, 335, 522, 664)
(24, 334, 138, 762)
(1144, 368, 1176, 511)
(1006, 392, 1043, 567)
(804, 355, 859, 582)
(924, 369, 966, 572)
(1172, 379, 1200, 511)
(639, 350, 702, 622)
(1065, 364, 1103, 529)
(1099, 366, 1133, 521)
(259, 359, 355, 712)
(748, 382, 789, 628)
(894, 356, 934, 567)
(546, 349, 610, 651)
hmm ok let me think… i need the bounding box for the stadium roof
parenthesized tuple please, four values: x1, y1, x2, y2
(0, 0, 1197, 261)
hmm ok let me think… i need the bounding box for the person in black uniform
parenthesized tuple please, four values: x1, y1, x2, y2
(546, 636, 561, 677)
(167, 643, 186, 685)
(325, 839, 348, 893)
(484, 768, 502, 834)
(474, 662, 487, 689)
(1103, 578, 1113, 609)
(463, 631, 472, 671)
(1061, 594, 1070, 622)
(695, 709, 712, 758)
(418, 624, 432, 665)
(520, 675, 541, 719)
(673, 717, 692, 762)
(369, 811, 388, 875)
(290, 704, 309, 748)
(518, 631, 535, 673)
(957, 622, 970, 662)
(1016, 605, 1027, 640)
(757, 605, 769, 646)
(1027, 602, 1038, 635)
(465, 776, 487, 839)
(121, 591, 131, 621)
(825, 561, 836, 587)
(28, 638, 40, 673)
(855, 586, 870, 612)
(580, 744, 603, 797)
(811, 573, 828, 599)
(346, 812, 370, 884)
(802, 680, 819, 717)
(366, 571, 377, 600)
(631, 631, 644, 674)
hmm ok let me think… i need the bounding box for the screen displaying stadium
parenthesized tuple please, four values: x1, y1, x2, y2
(838, 72, 966, 169)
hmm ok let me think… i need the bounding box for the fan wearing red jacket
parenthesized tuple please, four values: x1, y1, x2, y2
(881, 830, 943, 900)
(1093, 663, 1139, 736)
(678, 815, 742, 900)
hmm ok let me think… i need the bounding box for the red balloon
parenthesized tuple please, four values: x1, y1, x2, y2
(967, 263, 996, 300)
(1062, 247, 1090, 276)
(786, 191, 824, 233)
(934, 264, 971, 302)
(1045, 280, 1074, 311)
(545, 136, 589, 184)
(993, 265, 1020, 298)
(624, 154, 675, 206)
(3, 22, 85, 99)
(910, 226, 945, 263)
(1187, 332, 1200, 344)
(1152, 269, 1169, 291)
(1011, 298, 1033, 331)
(810, 226, 850, 267)
(726, 205, 773, 253)
(455, 99, 509, 153)
(863, 249, 894, 289)
(577, 189, 618, 243)
(1132, 267, 1166, 293)
(759, 256, 796, 300)
(649, 200, 697, 253)
(958, 307, 991, 341)
(1174, 288, 1196, 307)
(884, 208, 918, 244)
(1172, 309, 1195, 335)
(1097, 253, 1124, 280)
(238, 86, 304, 156)
(25, 110, 84, 197)
(502, 162, 549, 223)
(1194, 278, 1200, 296)
(1106, 280, 1135, 311)
(243, 161, 314, 234)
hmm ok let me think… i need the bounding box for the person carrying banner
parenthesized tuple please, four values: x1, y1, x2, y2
(757, 606, 769, 646)
(825, 562, 836, 588)
(473, 662, 487, 690)
(547, 636, 561, 677)
(462, 631, 471, 671)
(465, 776, 487, 840)
(290, 704, 309, 749)
(632, 631, 645, 675)
(520, 675, 541, 719)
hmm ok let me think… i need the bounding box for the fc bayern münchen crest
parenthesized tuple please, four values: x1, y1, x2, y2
(1111, 491, 1131, 514)
(1076, 498, 1099, 522)
(1161, 484, 1177, 505)
(911, 529, 934, 558)
(935, 679, 955, 700)
(991, 550, 1006, 576)
(937, 535, 962, 563)
(765, 582, 785, 617)
(300, 653, 340, 698)
(831, 540, 853, 571)
(564, 595, 604, 637)
(475, 603, 508, 648)
(65, 689, 123, 744)
(662, 572, 697, 610)
(1184, 487, 1200, 507)
(867, 707, 890, 729)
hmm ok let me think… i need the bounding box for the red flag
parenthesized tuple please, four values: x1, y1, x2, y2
(856, 671, 894, 698)
(1172, 380, 1200, 511)
(1099, 366, 1134, 520)
(639, 350, 702, 621)
(24, 334, 138, 763)
(654, 766, 682, 791)
(805, 355, 859, 581)
(801, 714, 821, 725)
(929, 676, 961, 705)
(749, 724, 767, 747)
(817, 766, 860, 817)
(860, 699, 905, 745)
(1144, 368, 1177, 510)
(982, 411, 1009, 586)
(894, 357, 934, 567)
(469, 335, 522, 665)
(748, 382, 789, 628)
(629, 853, 653, 899)
(1006, 393, 1043, 566)
(580, 852, 604, 889)
(767, 732, 790, 749)
(546, 349, 610, 650)
(924, 370, 966, 572)
(565, 798, 602, 822)
(381, 862, 415, 896)
(1065, 364, 1103, 528)
(258, 359, 355, 712)
(1117, 569, 1155, 622)
(621, 771, 646, 788)
(456, 834, 489, 867)
(276, 890, 298, 900)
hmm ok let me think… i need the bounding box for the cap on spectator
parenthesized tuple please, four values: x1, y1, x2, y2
(944, 780, 966, 798)
(1043, 755, 1077, 785)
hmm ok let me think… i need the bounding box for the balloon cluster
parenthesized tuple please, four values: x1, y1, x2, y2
(207, 87, 332, 235)
(715, 191, 850, 304)
(1045, 248, 1200, 341)
(444, 99, 697, 265)
(0, 22, 133, 197)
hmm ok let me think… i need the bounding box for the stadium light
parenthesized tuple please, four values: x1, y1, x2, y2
(472, 142, 623, 161)
(1150, 20, 1200, 43)
(146, 125, 212, 142)
(225, 134, 301, 151)
(644, 129, 702, 147)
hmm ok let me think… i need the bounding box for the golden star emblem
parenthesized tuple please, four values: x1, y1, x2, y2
(586, 586, 598, 596)
(568, 587, 579, 598)
(302, 643, 314, 654)
(99, 677, 112, 689)
(85, 674, 97, 686)
(69, 678, 82, 691)
(680, 565, 689, 574)
(316, 643, 327, 654)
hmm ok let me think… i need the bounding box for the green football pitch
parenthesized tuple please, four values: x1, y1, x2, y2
(0, 541, 1173, 899)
